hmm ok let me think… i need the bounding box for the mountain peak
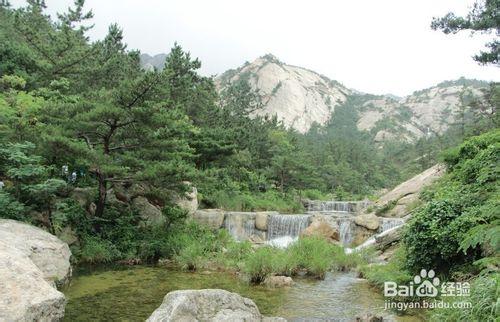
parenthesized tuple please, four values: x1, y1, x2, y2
(216, 57, 488, 139)
(259, 53, 281, 63)
(217, 55, 351, 133)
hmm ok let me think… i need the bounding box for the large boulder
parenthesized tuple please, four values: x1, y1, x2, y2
(301, 217, 339, 242)
(255, 211, 278, 231)
(173, 183, 198, 215)
(106, 188, 128, 208)
(352, 225, 374, 246)
(0, 219, 71, 321)
(132, 196, 165, 226)
(147, 289, 285, 322)
(191, 209, 226, 229)
(354, 213, 380, 231)
(0, 219, 71, 284)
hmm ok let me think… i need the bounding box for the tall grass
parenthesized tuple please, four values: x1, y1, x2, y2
(430, 273, 499, 322)
(242, 237, 372, 282)
(289, 237, 335, 278)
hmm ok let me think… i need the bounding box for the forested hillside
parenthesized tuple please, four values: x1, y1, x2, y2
(0, 1, 498, 264)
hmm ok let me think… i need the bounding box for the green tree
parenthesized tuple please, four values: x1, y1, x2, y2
(431, 0, 499, 65)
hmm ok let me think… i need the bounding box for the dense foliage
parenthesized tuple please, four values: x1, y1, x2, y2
(404, 129, 499, 274)
(360, 130, 499, 320)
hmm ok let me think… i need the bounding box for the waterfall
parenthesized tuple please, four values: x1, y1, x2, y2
(306, 200, 371, 213)
(267, 214, 310, 240)
(337, 218, 355, 245)
(223, 212, 257, 241)
(378, 218, 404, 233)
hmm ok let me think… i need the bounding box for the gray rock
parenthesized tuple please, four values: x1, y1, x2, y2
(375, 226, 403, 251)
(255, 211, 278, 231)
(356, 313, 384, 321)
(147, 289, 275, 322)
(354, 213, 380, 231)
(70, 187, 94, 208)
(106, 188, 128, 207)
(132, 196, 165, 226)
(0, 220, 71, 321)
(377, 165, 444, 210)
(192, 209, 225, 229)
(173, 183, 198, 215)
(263, 276, 294, 288)
(57, 226, 78, 246)
(301, 217, 340, 242)
(0, 219, 71, 284)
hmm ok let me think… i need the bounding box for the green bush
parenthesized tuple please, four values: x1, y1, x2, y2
(76, 236, 121, 264)
(302, 189, 332, 201)
(404, 130, 499, 275)
(242, 237, 370, 283)
(214, 239, 252, 270)
(243, 247, 284, 283)
(174, 241, 206, 271)
(169, 221, 251, 271)
(289, 236, 334, 278)
(0, 191, 26, 221)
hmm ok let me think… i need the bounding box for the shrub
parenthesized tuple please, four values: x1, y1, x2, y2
(289, 236, 334, 279)
(215, 239, 252, 270)
(76, 236, 121, 264)
(202, 189, 304, 213)
(403, 131, 499, 275)
(302, 189, 332, 201)
(174, 241, 206, 271)
(243, 247, 283, 283)
(0, 191, 26, 221)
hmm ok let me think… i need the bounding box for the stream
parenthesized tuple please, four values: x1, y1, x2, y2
(62, 265, 422, 321)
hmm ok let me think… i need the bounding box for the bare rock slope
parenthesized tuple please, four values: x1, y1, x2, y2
(217, 54, 351, 133)
(141, 53, 489, 140)
(217, 55, 489, 139)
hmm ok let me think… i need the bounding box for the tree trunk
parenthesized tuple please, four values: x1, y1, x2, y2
(95, 171, 107, 219)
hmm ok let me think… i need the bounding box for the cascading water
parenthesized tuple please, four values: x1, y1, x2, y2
(306, 200, 371, 213)
(337, 218, 355, 245)
(224, 212, 258, 241)
(267, 214, 310, 241)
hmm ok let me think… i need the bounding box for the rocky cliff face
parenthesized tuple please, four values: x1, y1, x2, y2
(141, 53, 489, 140)
(217, 54, 352, 133)
(140, 53, 168, 71)
(356, 79, 488, 142)
(216, 55, 489, 139)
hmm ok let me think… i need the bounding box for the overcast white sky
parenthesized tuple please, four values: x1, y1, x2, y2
(10, 0, 499, 96)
